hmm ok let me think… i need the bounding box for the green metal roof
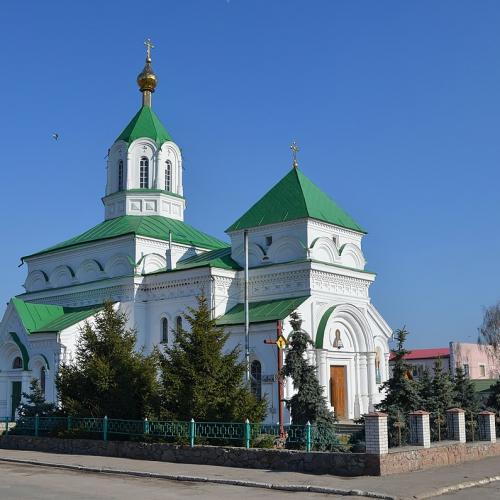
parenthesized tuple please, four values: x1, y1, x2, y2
(175, 247, 242, 271)
(115, 106, 172, 145)
(471, 379, 497, 394)
(11, 298, 102, 334)
(216, 296, 309, 326)
(226, 168, 366, 233)
(23, 216, 227, 260)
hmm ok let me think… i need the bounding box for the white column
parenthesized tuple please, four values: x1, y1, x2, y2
(478, 411, 496, 443)
(316, 350, 328, 401)
(409, 411, 431, 448)
(358, 354, 368, 414)
(384, 352, 390, 380)
(353, 353, 361, 418)
(367, 352, 377, 411)
(446, 408, 466, 443)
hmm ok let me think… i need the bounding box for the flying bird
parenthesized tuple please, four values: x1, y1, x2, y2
(52, 133, 59, 141)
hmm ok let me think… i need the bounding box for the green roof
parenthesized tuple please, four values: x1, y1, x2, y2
(226, 168, 366, 233)
(471, 379, 497, 394)
(12, 298, 102, 334)
(175, 247, 241, 271)
(23, 215, 227, 260)
(216, 296, 309, 326)
(115, 106, 172, 145)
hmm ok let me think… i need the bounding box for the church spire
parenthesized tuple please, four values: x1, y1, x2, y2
(290, 140, 300, 169)
(137, 39, 157, 107)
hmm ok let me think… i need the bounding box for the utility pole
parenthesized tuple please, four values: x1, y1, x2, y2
(264, 320, 287, 438)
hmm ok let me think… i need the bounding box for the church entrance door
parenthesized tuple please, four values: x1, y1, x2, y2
(329, 366, 346, 419)
(11, 381, 21, 420)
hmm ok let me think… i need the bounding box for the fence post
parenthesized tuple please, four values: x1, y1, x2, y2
(189, 418, 195, 448)
(5, 417, 9, 436)
(67, 415, 72, 432)
(103, 416, 108, 442)
(34, 414, 39, 437)
(305, 421, 312, 452)
(364, 412, 388, 455)
(409, 411, 430, 448)
(245, 419, 251, 449)
(446, 408, 465, 443)
(478, 411, 496, 443)
(143, 418, 149, 436)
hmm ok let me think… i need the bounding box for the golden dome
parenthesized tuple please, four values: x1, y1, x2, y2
(137, 58, 157, 93)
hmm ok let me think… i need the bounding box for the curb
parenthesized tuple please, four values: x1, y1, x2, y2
(414, 475, 500, 499)
(0, 456, 395, 499)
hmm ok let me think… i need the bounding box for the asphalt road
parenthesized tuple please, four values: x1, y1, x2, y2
(0, 462, 350, 500)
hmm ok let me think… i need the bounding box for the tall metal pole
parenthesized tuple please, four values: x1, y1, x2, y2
(244, 229, 250, 384)
(277, 320, 285, 438)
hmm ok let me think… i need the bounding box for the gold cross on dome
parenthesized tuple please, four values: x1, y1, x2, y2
(290, 140, 299, 169)
(144, 38, 155, 60)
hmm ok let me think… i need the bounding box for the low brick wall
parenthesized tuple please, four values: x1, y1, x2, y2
(2, 435, 499, 476)
(0, 435, 375, 476)
(380, 440, 500, 475)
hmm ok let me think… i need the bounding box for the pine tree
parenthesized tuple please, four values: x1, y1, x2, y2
(159, 294, 266, 422)
(17, 379, 58, 418)
(428, 358, 456, 415)
(417, 368, 434, 410)
(282, 312, 335, 426)
(57, 302, 160, 419)
(453, 366, 479, 414)
(377, 327, 421, 446)
(486, 380, 500, 411)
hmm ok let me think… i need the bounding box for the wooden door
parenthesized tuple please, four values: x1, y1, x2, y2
(330, 366, 346, 419)
(11, 381, 21, 421)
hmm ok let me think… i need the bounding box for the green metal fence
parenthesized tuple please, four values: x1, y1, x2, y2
(5, 416, 350, 452)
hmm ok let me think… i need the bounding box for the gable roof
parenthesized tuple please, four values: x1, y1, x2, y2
(175, 247, 241, 271)
(12, 298, 102, 334)
(115, 106, 172, 145)
(226, 168, 366, 233)
(22, 215, 227, 260)
(216, 296, 309, 326)
(389, 348, 450, 361)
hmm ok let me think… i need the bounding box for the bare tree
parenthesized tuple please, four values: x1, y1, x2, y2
(478, 302, 500, 358)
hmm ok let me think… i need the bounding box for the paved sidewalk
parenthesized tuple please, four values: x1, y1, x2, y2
(1, 448, 500, 499)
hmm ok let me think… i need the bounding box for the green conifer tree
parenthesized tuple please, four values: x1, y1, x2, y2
(417, 368, 434, 410)
(453, 366, 479, 414)
(57, 302, 160, 419)
(159, 294, 266, 422)
(376, 327, 421, 446)
(486, 380, 500, 411)
(17, 379, 57, 418)
(282, 312, 335, 426)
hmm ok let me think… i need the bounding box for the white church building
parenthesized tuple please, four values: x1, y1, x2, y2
(0, 45, 392, 423)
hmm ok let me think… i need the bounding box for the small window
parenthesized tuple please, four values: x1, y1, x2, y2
(176, 316, 182, 333)
(140, 157, 149, 188)
(40, 367, 46, 395)
(250, 360, 262, 400)
(479, 364, 486, 377)
(161, 318, 168, 344)
(165, 160, 172, 192)
(463, 364, 470, 377)
(12, 357, 22, 369)
(118, 160, 124, 191)
(265, 236, 272, 247)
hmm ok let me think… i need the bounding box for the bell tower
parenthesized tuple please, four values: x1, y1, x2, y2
(103, 40, 185, 221)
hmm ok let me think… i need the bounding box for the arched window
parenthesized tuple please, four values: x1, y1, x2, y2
(161, 317, 168, 344)
(140, 157, 149, 188)
(118, 160, 124, 191)
(40, 367, 46, 395)
(176, 316, 182, 333)
(165, 160, 172, 192)
(250, 360, 262, 401)
(12, 357, 22, 369)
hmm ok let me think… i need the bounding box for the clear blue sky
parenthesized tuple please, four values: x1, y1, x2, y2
(1, 0, 499, 348)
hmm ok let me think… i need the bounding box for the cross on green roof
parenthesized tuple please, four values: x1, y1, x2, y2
(226, 168, 366, 233)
